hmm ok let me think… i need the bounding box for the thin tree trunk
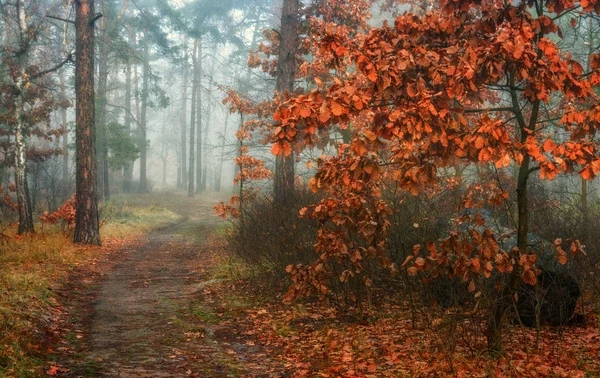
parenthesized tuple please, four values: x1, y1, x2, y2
(133, 45, 140, 185)
(161, 110, 167, 186)
(97, 0, 109, 200)
(74, 0, 101, 245)
(273, 0, 299, 205)
(139, 34, 149, 193)
(180, 40, 189, 189)
(188, 39, 199, 197)
(195, 39, 203, 194)
(123, 27, 134, 192)
(486, 72, 535, 352)
(215, 110, 230, 192)
(59, 71, 69, 200)
(201, 73, 213, 193)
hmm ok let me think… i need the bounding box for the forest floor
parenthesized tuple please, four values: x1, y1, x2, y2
(4, 192, 600, 377)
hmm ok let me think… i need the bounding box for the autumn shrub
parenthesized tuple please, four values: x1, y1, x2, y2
(39, 195, 76, 232)
(225, 188, 320, 286)
(0, 183, 18, 230)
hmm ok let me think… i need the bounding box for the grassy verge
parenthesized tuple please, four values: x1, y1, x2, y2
(0, 194, 180, 377)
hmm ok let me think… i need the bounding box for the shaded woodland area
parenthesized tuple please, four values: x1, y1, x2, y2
(2, 0, 600, 376)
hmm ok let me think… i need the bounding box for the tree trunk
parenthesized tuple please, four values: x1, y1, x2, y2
(14, 114, 34, 234)
(215, 110, 230, 192)
(180, 41, 189, 189)
(74, 0, 101, 245)
(195, 39, 203, 194)
(188, 39, 199, 197)
(96, 3, 109, 200)
(486, 73, 536, 352)
(273, 0, 299, 205)
(123, 27, 134, 193)
(201, 72, 213, 193)
(58, 70, 70, 200)
(12, 0, 34, 235)
(138, 34, 149, 193)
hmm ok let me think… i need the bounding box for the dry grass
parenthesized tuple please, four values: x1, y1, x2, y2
(0, 193, 180, 377)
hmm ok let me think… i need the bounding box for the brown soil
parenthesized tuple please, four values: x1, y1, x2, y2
(55, 193, 276, 378)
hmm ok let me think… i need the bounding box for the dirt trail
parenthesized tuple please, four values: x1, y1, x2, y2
(63, 194, 253, 378)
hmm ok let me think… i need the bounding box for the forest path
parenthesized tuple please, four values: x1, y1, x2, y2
(61, 192, 259, 378)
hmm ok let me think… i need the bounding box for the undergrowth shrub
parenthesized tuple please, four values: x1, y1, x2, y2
(225, 188, 320, 285)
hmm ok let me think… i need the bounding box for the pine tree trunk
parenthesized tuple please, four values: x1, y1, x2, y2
(74, 0, 101, 245)
(96, 5, 109, 200)
(180, 41, 189, 189)
(273, 0, 299, 205)
(188, 39, 199, 197)
(123, 27, 134, 192)
(139, 34, 149, 193)
(195, 39, 203, 194)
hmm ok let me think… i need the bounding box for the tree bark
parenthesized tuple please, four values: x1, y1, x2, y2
(195, 39, 203, 194)
(123, 27, 134, 192)
(138, 34, 149, 193)
(59, 70, 69, 200)
(188, 39, 199, 197)
(215, 110, 230, 192)
(74, 0, 101, 245)
(14, 112, 34, 234)
(486, 72, 535, 352)
(180, 40, 189, 189)
(273, 0, 299, 205)
(96, 0, 110, 200)
(12, 0, 34, 235)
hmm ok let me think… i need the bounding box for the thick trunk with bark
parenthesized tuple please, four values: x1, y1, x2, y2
(14, 108, 34, 234)
(74, 0, 101, 245)
(12, 0, 34, 234)
(273, 0, 299, 205)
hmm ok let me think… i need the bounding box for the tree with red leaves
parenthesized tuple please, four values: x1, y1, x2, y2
(272, 0, 600, 350)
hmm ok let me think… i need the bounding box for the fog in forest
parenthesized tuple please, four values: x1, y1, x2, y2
(3, 0, 600, 376)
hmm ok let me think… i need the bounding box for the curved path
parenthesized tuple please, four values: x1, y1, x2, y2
(62, 194, 259, 377)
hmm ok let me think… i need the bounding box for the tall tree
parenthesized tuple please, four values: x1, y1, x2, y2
(273, 0, 600, 350)
(138, 32, 149, 193)
(74, 0, 101, 245)
(1, 0, 71, 234)
(179, 43, 189, 189)
(123, 26, 135, 192)
(96, 0, 110, 200)
(59, 69, 70, 201)
(273, 0, 299, 205)
(188, 39, 199, 197)
(12, 0, 35, 234)
(195, 38, 203, 194)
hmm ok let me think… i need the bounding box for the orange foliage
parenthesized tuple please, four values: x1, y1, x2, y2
(40, 196, 76, 231)
(269, 0, 600, 300)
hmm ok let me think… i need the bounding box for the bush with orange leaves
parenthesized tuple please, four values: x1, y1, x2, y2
(40, 196, 76, 232)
